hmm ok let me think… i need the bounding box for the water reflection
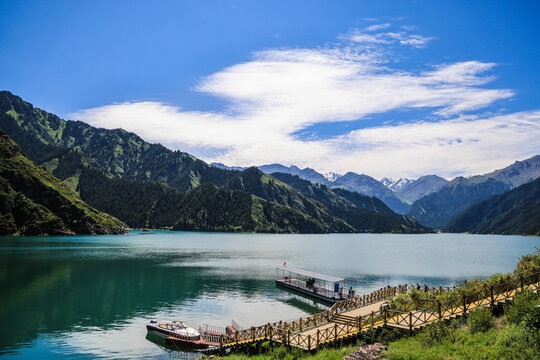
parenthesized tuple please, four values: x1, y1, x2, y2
(0, 232, 538, 359)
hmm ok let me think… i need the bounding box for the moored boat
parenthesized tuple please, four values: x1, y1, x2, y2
(146, 320, 208, 349)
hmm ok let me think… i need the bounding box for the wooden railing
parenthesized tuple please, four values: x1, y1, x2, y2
(219, 268, 539, 351)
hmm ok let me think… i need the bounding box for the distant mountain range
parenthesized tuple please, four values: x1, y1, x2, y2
(445, 176, 540, 236)
(407, 157, 540, 229)
(212, 163, 412, 213)
(0, 91, 429, 234)
(399, 175, 449, 202)
(212, 155, 540, 233)
(381, 177, 415, 193)
(213, 164, 449, 213)
(2, 90, 539, 236)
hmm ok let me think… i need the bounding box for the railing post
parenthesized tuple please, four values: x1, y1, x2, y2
(308, 334, 311, 350)
(490, 285, 494, 306)
(264, 324, 268, 339)
(287, 330, 291, 345)
(356, 316, 361, 330)
(462, 293, 467, 313)
(235, 331, 238, 345)
(408, 312, 413, 331)
(334, 323, 338, 340)
(220, 334, 223, 349)
(437, 299, 442, 319)
(383, 308, 387, 326)
(251, 326, 255, 340)
(299, 318, 303, 331)
(269, 325, 273, 341)
(316, 329, 320, 345)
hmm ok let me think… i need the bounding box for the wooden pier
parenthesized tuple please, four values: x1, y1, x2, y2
(210, 267, 539, 354)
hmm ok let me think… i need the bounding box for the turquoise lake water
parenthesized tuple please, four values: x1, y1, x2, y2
(0, 231, 538, 359)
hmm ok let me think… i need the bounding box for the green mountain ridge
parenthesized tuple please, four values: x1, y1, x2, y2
(0, 90, 430, 234)
(407, 177, 510, 229)
(445, 176, 540, 235)
(407, 156, 540, 229)
(39, 147, 187, 228)
(0, 130, 126, 235)
(223, 168, 354, 233)
(271, 173, 431, 233)
(172, 183, 330, 233)
(0, 91, 233, 192)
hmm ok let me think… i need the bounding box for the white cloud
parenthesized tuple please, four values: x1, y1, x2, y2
(343, 27, 433, 48)
(365, 23, 392, 32)
(70, 28, 534, 179)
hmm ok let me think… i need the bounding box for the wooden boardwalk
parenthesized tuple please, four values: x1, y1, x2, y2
(216, 269, 539, 353)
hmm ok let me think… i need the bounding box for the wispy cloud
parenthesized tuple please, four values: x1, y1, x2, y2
(342, 26, 434, 48)
(365, 23, 391, 32)
(70, 27, 533, 179)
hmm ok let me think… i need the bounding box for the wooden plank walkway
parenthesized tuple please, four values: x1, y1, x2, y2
(216, 269, 539, 353)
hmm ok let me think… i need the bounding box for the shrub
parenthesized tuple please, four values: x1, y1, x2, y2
(494, 324, 539, 360)
(505, 290, 540, 330)
(267, 345, 305, 360)
(516, 246, 540, 271)
(417, 321, 454, 346)
(468, 307, 493, 334)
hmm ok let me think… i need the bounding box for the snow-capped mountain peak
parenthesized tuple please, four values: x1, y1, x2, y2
(381, 177, 415, 192)
(323, 172, 341, 182)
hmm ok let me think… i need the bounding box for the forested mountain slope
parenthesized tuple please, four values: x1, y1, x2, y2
(445, 177, 540, 235)
(0, 131, 126, 235)
(272, 173, 431, 233)
(407, 177, 510, 229)
(0, 91, 431, 234)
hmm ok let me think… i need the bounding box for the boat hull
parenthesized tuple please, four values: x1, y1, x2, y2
(146, 325, 209, 349)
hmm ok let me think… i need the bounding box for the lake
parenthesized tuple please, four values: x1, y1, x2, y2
(1, 231, 538, 359)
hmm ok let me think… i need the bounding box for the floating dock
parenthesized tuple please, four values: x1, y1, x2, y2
(275, 265, 356, 305)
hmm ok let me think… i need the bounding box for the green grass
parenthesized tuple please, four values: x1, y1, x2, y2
(385, 290, 540, 360)
(213, 344, 357, 360)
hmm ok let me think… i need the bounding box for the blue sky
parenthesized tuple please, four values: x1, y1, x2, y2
(1, 1, 540, 179)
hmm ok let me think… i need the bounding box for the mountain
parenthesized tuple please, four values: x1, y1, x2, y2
(468, 156, 540, 188)
(210, 162, 245, 171)
(270, 173, 430, 233)
(0, 130, 126, 236)
(332, 172, 411, 214)
(0, 91, 235, 192)
(211, 162, 331, 185)
(223, 167, 353, 232)
(381, 177, 415, 193)
(44, 148, 187, 229)
(172, 183, 329, 233)
(211, 162, 414, 213)
(0, 91, 430, 234)
(407, 156, 540, 229)
(408, 177, 510, 229)
(400, 175, 449, 202)
(445, 176, 540, 235)
(257, 164, 329, 185)
(323, 172, 341, 182)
